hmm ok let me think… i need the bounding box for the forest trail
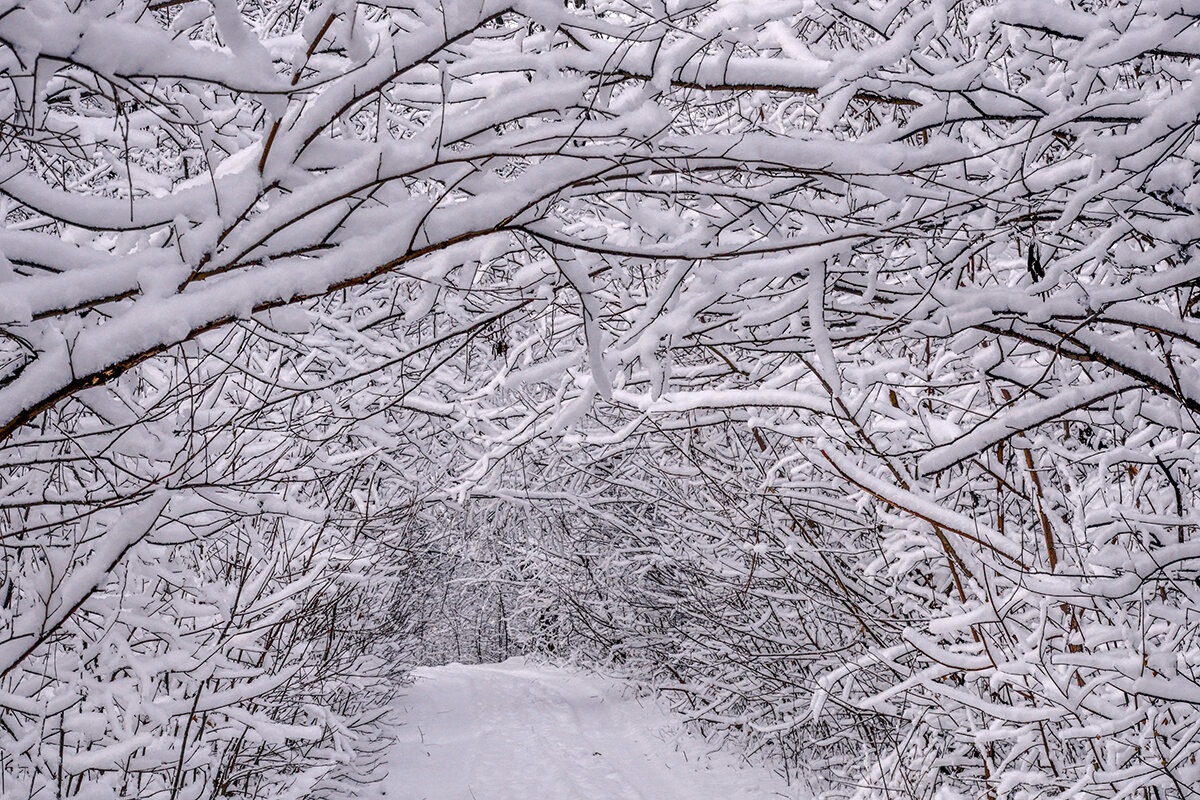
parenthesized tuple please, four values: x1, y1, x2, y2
(375, 659, 805, 800)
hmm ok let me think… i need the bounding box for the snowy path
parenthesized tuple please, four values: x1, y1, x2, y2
(375, 659, 804, 800)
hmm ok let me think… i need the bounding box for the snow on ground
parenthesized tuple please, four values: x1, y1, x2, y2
(372, 658, 807, 800)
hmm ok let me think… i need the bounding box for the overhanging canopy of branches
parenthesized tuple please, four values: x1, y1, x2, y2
(2, 0, 1199, 798)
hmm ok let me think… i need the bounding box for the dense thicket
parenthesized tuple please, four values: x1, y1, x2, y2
(2, 0, 1199, 798)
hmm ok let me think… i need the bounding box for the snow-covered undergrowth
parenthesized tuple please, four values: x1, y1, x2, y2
(498, 435, 1200, 799)
(0, 328, 463, 798)
(2, 0, 1199, 798)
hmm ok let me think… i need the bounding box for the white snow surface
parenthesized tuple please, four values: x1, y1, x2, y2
(373, 659, 806, 800)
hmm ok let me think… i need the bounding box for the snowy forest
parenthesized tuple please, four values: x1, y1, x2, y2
(1, 0, 1199, 797)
